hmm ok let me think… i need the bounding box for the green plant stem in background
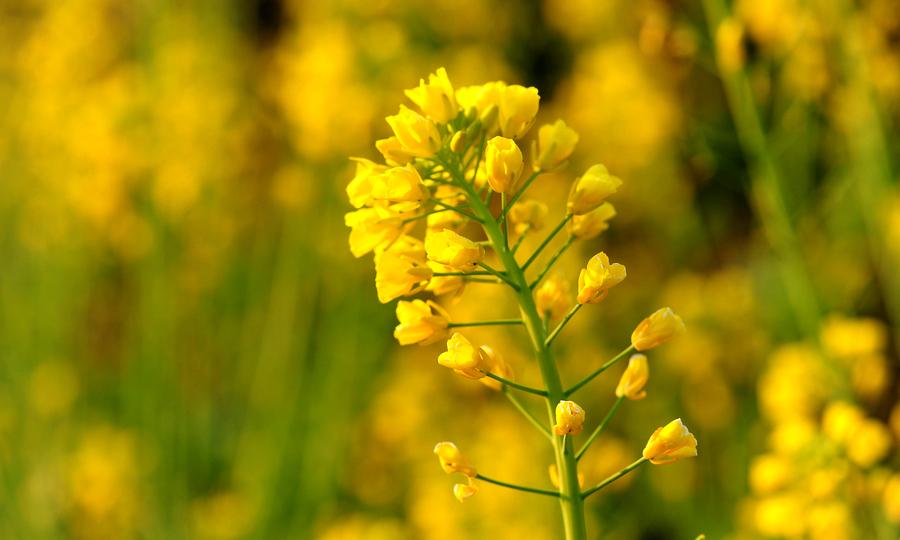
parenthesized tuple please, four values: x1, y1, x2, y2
(475, 474, 560, 497)
(522, 214, 573, 270)
(478, 262, 519, 289)
(565, 345, 635, 397)
(530, 236, 575, 289)
(501, 170, 542, 220)
(576, 396, 624, 461)
(503, 387, 553, 440)
(448, 319, 523, 328)
(582, 458, 648, 498)
(511, 223, 532, 254)
(486, 373, 547, 396)
(545, 303, 583, 347)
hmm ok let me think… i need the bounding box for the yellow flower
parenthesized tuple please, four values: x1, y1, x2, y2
(434, 441, 477, 477)
(615, 354, 649, 400)
(535, 272, 571, 319)
(549, 464, 584, 488)
(749, 454, 792, 495)
(438, 333, 494, 379)
(485, 136, 524, 193)
(345, 207, 404, 258)
(508, 200, 548, 235)
(568, 202, 616, 240)
(532, 119, 579, 172)
(393, 299, 451, 346)
(454, 479, 478, 502)
(576, 252, 626, 304)
(883, 474, 900, 524)
(498, 84, 540, 139)
(553, 400, 585, 435)
(820, 314, 888, 358)
(424, 261, 465, 300)
(346, 158, 389, 209)
(847, 418, 892, 468)
(456, 82, 504, 134)
(374, 246, 433, 304)
(386, 105, 441, 158)
(425, 229, 485, 273)
(715, 18, 746, 73)
(404, 67, 458, 124)
(479, 346, 514, 391)
(642, 418, 698, 464)
(822, 401, 864, 444)
(567, 164, 623, 216)
(374, 137, 414, 167)
(631, 307, 687, 350)
(370, 166, 431, 211)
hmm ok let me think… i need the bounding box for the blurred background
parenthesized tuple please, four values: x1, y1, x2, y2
(1, 0, 899, 539)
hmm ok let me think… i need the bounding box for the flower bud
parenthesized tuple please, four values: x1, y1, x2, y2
(375, 136, 414, 166)
(498, 84, 540, 139)
(404, 67, 459, 124)
(450, 131, 467, 152)
(374, 247, 434, 304)
(438, 333, 494, 379)
(883, 474, 900, 524)
(549, 465, 584, 488)
(344, 207, 404, 258)
(553, 400, 585, 435)
(370, 166, 431, 211)
(464, 106, 478, 122)
(532, 119, 579, 172)
(485, 136, 524, 193)
(847, 418, 892, 468)
(454, 479, 478, 502)
(568, 203, 616, 240)
(394, 299, 451, 346)
(386, 105, 441, 158)
(346, 158, 389, 209)
(434, 441, 477, 477)
(567, 164, 623, 215)
(535, 272, 571, 320)
(479, 346, 514, 391)
(631, 307, 686, 350)
(464, 118, 483, 140)
(615, 354, 649, 400)
(425, 229, 485, 273)
(642, 418, 698, 464)
(577, 252, 626, 304)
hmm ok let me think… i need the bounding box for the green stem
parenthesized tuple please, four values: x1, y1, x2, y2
(581, 458, 647, 498)
(502, 192, 510, 249)
(501, 170, 542, 220)
(463, 277, 503, 284)
(503, 387, 552, 440)
(475, 474, 560, 497)
(428, 198, 482, 222)
(565, 345, 635, 398)
(530, 236, 575, 289)
(545, 304, 583, 347)
(511, 223, 532, 254)
(478, 262, 519, 289)
(522, 214, 573, 270)
(433, 271, 492, 277)
(402, 207, 459, 224)
(576, 396, 624, 461)
(486, 373, 547, 397)
(448, 319, 523, 328)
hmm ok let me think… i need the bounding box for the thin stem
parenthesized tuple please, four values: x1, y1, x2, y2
(428, 198, 481, 222)
(464, 277, 503, 284)
(486, 373, 547, 397)
(503, 386, 552, 441)
(545, 304, 583, 347)
(543, 311, 551, 333)
(581, 458, 648, 498)
(402, 207, 455, 224)
(479, 262, 519, 289)
(522, 214, 573, 271)
(511, 223, 532, 254)
(576, 396, 624, 461)
(448, 319, 523, 328)
(433, 271, 492, 277)
(475, 474, 560, 498)
(530, 236, 575, 289)
(502, 192, 510, 250)
(501, 170, 542, 220)
(565, 345, 636, 398)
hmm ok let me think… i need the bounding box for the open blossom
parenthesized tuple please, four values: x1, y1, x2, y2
(438, 333, 494, 379)
(370, 166, 431, 211)
(631, 308, 686, 350)
(454, 479, 478, 502)
(532, 119, 579, 172)
(577, 252, 626, 304)
(404, 67, 458, 124)
(642, 418, 697, 464)
(346, 158, 389, 209)
(485, 136, 524, 193)
(386, 105, 441, 158)
(394, 299, 451, 346)
(434, 442, 477, 477)
(569, 202, 616, 240)
(375, 136, 414, 166)
(498, 84, 540, 139)
(374, 248, 433, 304)
(535, 272, 571, 319)
(479, 346, 514, 391)
(508, 200, 548, 235)
(553, 401, 585, 435)
(615, 354, 649, 400)
(425, 229, 485, 273)
(567, 164, 622, 216)
(344, 207, 404, 258)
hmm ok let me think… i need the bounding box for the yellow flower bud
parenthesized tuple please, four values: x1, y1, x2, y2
(642, 418, 698, 464)
(715, 18, 746, 74)
(394, 299, 451, 346)
(374, 247, 434, 304)
(425, 229, 485, 273)
(631, 308, 687, 350)
(425, 261, 465, 299)
(822, 401, 864, 444)
(615, 354, 649, 400)
(568, 202, 616, 240)
(450, 130, 466, 152)
(508, 200, 548, 235)
(549, 464, 584, 488)
(370, 166, 431, 211)
(576, 252, 626, 304)
(749, 454, 792, 495)
(847, 418, 892, 468)
(485, 136, 524, 193)
(386, 105, 441, 158)
(345, 207, 404, 258)
(404, 67, 458, 125)
(535, 272, 571, 320)
(479, 346, 514, 391)
(567, 164, 623, 216)
(532, 119, 579, 172)
(456, 82, 504, 133)
(498, 84, 540, 140)
(553, 400, 585, 435)
(438, 333, 494, 379)
(883, 474, 900, 524)
(375, 136, 414, 166)
(434, 441, 477, 477)
(454, 479, 478, 502)
(346, 158, 389, 209)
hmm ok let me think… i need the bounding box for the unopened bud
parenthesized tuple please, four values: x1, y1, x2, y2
(450, 131, 467, 153)
(465, 119, 483, 140)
